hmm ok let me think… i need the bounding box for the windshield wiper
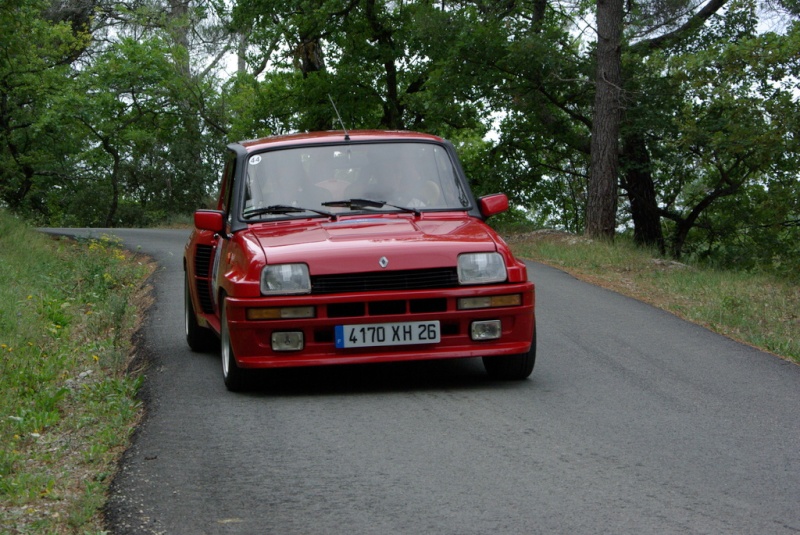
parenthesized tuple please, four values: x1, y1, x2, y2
(322, 198, 420, 217)
(242, 205, 337, 220)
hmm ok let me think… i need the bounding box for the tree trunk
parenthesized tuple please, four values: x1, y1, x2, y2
(169, 0, 191, 77)
(366, 0, 403, 129)
(237, 31, 248, 74)
(293, 35, 329, 132)
(99, 137, 120, 227)
(295, 37, 325, 77)
(381, 58, 402, 129)
(586, 0, 624, 239)
(622, 132, 664, 253)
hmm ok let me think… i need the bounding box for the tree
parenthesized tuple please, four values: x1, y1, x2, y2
(423, 1, 595, 227)
(0, 0, 88, 216)
(1, 0, 230, 225)
(654, 15, 800, 258)
(55, 37, 223, 226)
(228, 1, 487, 136)
(586, 0, 625, 239)
(63, 39, 175, 225)
(619, 0, 730, 251)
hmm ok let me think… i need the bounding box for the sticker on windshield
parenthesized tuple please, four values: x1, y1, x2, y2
(249, 155, 262, 165)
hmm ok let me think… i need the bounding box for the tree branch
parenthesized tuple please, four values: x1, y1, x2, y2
(629, 0, 729, 54)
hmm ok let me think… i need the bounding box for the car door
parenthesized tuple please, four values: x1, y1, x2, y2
(210, 151, 237, 314)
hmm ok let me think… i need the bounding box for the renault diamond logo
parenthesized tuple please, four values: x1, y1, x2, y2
(379, 256, 389, 268)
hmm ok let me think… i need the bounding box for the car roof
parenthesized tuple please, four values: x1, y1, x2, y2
(237, 130, 445, 152)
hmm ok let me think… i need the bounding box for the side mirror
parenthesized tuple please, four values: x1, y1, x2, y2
(478, 193, 509, 218)
(194, 210, 225, 233)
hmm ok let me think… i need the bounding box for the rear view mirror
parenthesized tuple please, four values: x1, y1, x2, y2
(194, 210, 225, 233)
(478, 194, 509, 218)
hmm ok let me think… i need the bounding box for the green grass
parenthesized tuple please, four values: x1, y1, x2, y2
(0, 211, 153, 533)
(507, 230, 799, 364)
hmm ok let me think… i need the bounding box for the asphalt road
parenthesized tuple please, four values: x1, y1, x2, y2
(46, 228, 800, 534)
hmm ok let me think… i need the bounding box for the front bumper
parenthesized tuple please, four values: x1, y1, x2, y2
(221, 283, 535, 369)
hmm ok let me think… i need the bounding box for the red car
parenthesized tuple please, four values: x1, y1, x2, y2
(184, 130, 536, 391)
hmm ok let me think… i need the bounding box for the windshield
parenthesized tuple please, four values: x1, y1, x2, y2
(242, 142, 470, 219)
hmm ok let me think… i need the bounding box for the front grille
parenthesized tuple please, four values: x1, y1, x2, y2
(312, 268, 459, 294)
(326, 298, 446, 318)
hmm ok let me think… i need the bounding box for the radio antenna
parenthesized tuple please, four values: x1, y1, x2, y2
(328, 95, 350, 141)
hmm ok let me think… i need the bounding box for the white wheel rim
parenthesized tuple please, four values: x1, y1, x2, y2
(221, 308, 230, 378)
(184, 281, 190, 337)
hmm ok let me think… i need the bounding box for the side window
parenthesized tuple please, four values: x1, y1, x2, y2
(218, 151, 237, 223)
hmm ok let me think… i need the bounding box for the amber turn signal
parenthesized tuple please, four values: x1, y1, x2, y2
(246, 307, 315, 320)
(457, 294, 522, 310)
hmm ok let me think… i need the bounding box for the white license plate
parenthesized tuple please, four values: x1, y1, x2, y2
(335, 321, 440, 348)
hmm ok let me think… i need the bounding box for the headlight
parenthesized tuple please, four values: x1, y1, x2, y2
(261, 264, 311, 295)
(457, 252, 507, 285)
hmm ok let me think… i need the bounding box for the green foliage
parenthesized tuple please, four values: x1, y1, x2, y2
(0, 0, 88, 216)
(648, 10, 800, 263)
(681, 177, 800, 279)
(47, 37, 226, 226)
(228, 0, 490, 136)
(428, 1, 595, 231)
(2, 0, 228, 226)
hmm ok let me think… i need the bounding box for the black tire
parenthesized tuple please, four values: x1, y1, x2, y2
(483, 330, 536, 380)
(185, 274, 216, 352)
(220, 299, 250, 392)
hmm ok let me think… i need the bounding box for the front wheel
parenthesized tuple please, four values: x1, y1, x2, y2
(482, 331, 536, 380)
(220, 299, 250, 392)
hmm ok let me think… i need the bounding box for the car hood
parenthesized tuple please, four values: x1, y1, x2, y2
(247, 215, 499, 276)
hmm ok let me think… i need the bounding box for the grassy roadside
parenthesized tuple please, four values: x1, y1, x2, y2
(0, 212, 154, 533)
(507, 230, 800, 365)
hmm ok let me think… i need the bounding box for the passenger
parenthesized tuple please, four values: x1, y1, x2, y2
(267, 153, 330, 208)
(308, 154, 349, 200)
(345, 147, 442, 208)
(384, 151, 442, 208)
